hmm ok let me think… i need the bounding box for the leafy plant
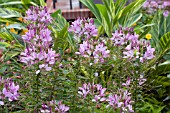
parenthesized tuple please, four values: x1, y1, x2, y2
(80, 0, 146, 37)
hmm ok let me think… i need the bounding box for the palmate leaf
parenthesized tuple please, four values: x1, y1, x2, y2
(0, 8, 22, 18)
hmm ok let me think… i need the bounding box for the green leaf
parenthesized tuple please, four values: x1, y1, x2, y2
(150, 12, 170, 52)
(0, 8, 22, 18)
(80, 0, 102, 24)
(124, 13, 142, 27)
(39, 0, 46, 6)
(0, 42, 10, 47)
(0, 1, 22, 6)
(51, 12, 67, 30)
(54, 24, 69, 50)
(96, 4, 111, 36)
(159, 31, 170, 54)
(21, 0, 30, 5)
(0, 66, 7, 74)
(121, 0, 145, 16)
(6, 23, 26, 30)
(0, 31, 13, 41)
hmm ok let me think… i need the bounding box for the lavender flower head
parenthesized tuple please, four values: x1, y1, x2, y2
(55, 101, 70, 113)
(20, 6, 57, 73)
(0, 77, 20, 105)
(111, 27, 155, 63)
(93, 42, 110, 63)
(69, 18, 98, 40)
(76, 40, 110, 64)
(78, 83, 107, 102)
(143, 0, 170, 15)
(40, 100, 69, 113)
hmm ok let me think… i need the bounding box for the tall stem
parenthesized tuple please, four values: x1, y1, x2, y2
(36, 73, 40, 113)
(134, 62, 140, 112)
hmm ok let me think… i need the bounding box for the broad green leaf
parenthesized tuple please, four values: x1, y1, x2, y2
(0, 1, 22, 6)
(54, 24, 69, 50)
(39, 0, 46, 6)
(115, 0, 127, 14)
(6, 23, 26, 30)
(0, 8, 22, 18)
(102, 0, 115, 19)
(96, 4, 111, 36)
(80, 0, 102, 24)
(150, 12, 170, 52)
(153, 61, 170, 75)
(124, 13, 142, 27)
(51, 12, 67, 30)
(0, 42, 10, 47)
(21, 0, 30, 5)
(0, 31, 13, 41)
(121, 0, 145, 16)
(159, 32, 170, 54)
(0, 66, 7, 74)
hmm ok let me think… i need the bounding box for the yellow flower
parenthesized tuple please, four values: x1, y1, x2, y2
(132, 23, 137, 26)
(18, 17, 23, 21)
(10, 28, 18, 34)
(22, 29, 28, 35)
(18, 17, 26, 23)
(145, 34, 152, 40)
(6, 22, 9, 26)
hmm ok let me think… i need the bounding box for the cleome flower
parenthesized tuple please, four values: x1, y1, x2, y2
(0, 77, 20, 104)
(111, 27, 155, 63)
(69, 18, 98, 39)
(20, 6, 58, 72)
(106, 89, 134, 113)
(40, 100, 69, 113)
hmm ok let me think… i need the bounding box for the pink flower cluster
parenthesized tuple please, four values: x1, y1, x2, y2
(70, 18, 110, 64)
(25, 6, 52, 23)
(78, 76, 147, 112)
(76, 41, 110, 63)
(20, 6, 57, 72)
(78, 83, 107, 102)
(78, 82, 134, 112)
(106, 90, 134, 113)
(143, 0, 170, 16)
(106, 77, 136, 113)
(40, 100, 69, 113)
(0, 77, 20, 106)
(69, 18, 98, 39)
(111, 27, 155, 63)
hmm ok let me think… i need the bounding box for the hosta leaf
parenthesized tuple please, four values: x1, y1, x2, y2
(0, 8, 21, 18)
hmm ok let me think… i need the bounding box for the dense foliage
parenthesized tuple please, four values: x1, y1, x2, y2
(0, 0, 170, 113)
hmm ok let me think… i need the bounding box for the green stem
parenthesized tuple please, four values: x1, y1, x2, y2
(36, 73, 40, 113)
